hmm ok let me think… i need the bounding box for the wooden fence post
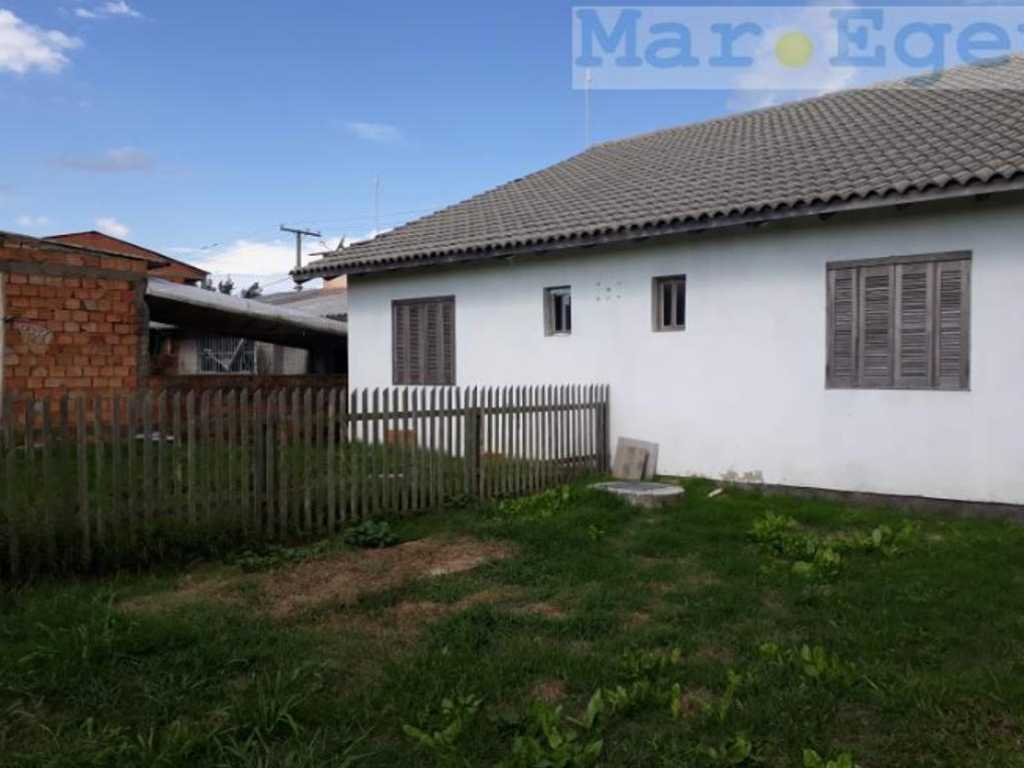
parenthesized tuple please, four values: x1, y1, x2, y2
(76, 396, 90, 569)
(465, 397, 482, 498)
(2, 394, 18, 579)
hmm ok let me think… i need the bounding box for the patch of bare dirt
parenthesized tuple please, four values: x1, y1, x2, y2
(673, 687, 714, 718)
(350, 586, 525, 639)
(121, 572, 245, 614)
(626, 610, 652, 626)
(694, 645, 735, 664)
(514, 601, 568, 620)
(531, 679, 567, 703)
(124, 537, 514, 619)
(263, 537, 514, 617)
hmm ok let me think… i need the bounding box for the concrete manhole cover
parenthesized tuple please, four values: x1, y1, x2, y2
(590, 481, 685, 508)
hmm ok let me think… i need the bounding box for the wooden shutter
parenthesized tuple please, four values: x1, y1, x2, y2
(392, 302, 409, 385)
(935, 259, 970, 389)
(857, 264, 894, 387)
(424, 300, 440, 384)
(826, 267, 858, 387)
(441, 298, 455, 384)
(894, 262, 934, 388)
(392, 297, 455, 386)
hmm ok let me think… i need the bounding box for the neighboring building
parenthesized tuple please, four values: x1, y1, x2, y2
(296, 58, 1024, 507)
(156, 285, 348, 376)
(0, 231, 149, 401)
(46, 231, 209, 286)
(41, 233, 348, 379)
(0, 231, 347, 403)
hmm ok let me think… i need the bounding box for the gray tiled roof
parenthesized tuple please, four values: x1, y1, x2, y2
(297, 58, 1024, 278)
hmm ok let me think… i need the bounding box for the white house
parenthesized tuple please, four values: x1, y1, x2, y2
(297, 58, 1024, 510)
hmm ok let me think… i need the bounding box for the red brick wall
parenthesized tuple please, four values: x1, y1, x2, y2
(1, 238, 147, 399)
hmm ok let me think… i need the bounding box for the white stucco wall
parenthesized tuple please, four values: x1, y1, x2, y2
(347, 196, 1024, 504)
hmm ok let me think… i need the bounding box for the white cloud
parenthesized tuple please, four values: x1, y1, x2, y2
(725, 6, 889, 112)
(346, 121, 402, 143)
(186, 234, 345, 293)
(0, 9, 81, 74)
(192, 235, 345, 275)
(15, 214, 49, 229)
(75, 2, 142, 20)
(96, 217, 130, 238)
(59, 146, 153, 172)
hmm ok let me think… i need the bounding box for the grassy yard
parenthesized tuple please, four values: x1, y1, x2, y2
(2, 479, 1023, 767)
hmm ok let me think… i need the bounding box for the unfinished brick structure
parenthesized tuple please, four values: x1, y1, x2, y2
(0, 232, 148, 401)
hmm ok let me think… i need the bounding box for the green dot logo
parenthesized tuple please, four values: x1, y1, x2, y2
(775, 31, 814, 69)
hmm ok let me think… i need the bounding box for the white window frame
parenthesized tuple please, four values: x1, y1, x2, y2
(544, 286, 572, 336)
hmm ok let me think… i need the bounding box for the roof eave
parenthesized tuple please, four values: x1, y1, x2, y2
(294, 177, 1024, 280)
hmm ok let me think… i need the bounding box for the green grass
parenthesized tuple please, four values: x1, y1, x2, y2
(2, 479, 1024, 767)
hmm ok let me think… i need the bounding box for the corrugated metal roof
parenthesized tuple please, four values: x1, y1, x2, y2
(297, 57, 1024, 278)
(146, 279, 346, 348)
(257, 287, 348, 318)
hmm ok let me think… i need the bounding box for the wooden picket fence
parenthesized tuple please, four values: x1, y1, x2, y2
(0, 384, 610, 578)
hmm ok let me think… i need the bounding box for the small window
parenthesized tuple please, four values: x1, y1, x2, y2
(544, 286, 572, 336)
(392, 296, 455, 385)
(653, 275, 686, 331)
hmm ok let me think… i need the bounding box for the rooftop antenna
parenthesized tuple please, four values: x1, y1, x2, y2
(373, 176, 381, 237)
(584, 67, 593, 148)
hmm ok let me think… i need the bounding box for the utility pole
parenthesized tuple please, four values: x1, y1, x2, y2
(280, 224, 321, 291)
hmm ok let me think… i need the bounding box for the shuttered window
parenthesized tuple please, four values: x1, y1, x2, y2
(826, 253, 970, 390)
(392, 296, 455, 385)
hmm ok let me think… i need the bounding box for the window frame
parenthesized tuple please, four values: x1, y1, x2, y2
(652, 275, 687, 332)
(197, 335, 257, 375)
(391, 295, 456, 386)
(543, 286, 572, 337)
(825, 251, 971, 391)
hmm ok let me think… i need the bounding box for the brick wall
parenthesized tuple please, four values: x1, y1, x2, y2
(0, 236, 148, 400)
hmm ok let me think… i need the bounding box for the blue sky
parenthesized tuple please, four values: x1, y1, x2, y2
(0, 1, 1006, 291)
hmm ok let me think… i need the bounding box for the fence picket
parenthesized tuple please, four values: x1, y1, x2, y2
(58, 396, 72, 554)
(264, 391, 276, 538)
(75, 396, 90, 568)
(40, 398, 57, 570)
(251, 390, 263, 536)
(326, 389, 336, 535)
(239, 390, 249, 534)
(4, 395, 19, 579)
(400, 388, 411, 514)
(303, 388, 313, 534)
(378, 391, 389, 518)
(339, 388, 349, 524)
(315, 388, 326, 533)
(156, 392, 167, 521)
(185, 392, 196, 526)
(279, 390, 290, 536)
(142, 390, 153, 532)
